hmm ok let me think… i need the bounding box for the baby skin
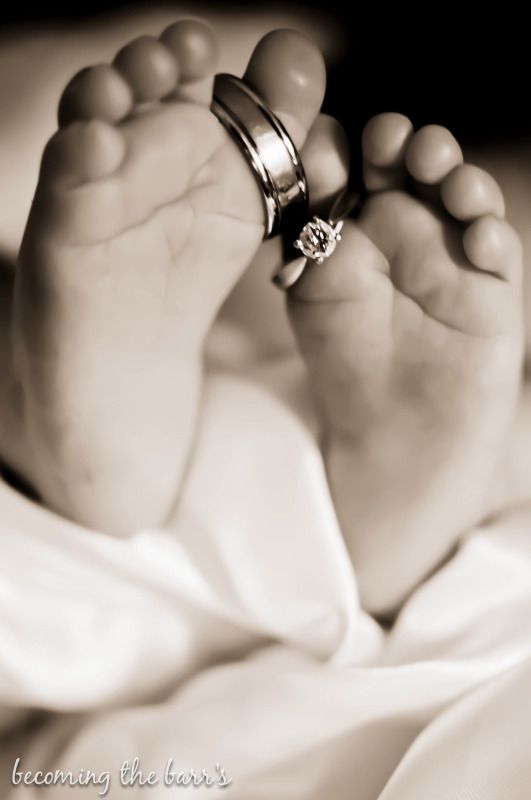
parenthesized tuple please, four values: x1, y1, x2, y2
(8, 22, 523, 614)
(12, 23, 346, 531)
(289, 115, 524, 613)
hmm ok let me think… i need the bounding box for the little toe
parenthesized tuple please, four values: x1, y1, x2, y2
(361, 112, 413, 191)
(113, 35, 179, 103)
(58, 65, 134, 126)
(405, 124, 463, 185)
(41, 119, 126, 187)
(463, 215, 522, 284)
(301, 114, 350, 214)
(160, 19, 218, 104)
(441, 164, 505, 221)
(243, 29, 326, 149)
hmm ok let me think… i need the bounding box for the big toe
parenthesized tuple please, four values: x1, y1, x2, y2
(243, 29, 326, 148)
(301, 114, 350, 213)
(210, 29, 327, 233)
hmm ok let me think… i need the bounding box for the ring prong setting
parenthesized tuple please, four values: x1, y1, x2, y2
(293, 216, 343, 264)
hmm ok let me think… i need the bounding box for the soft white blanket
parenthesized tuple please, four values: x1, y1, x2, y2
(1, 342, 531, 799)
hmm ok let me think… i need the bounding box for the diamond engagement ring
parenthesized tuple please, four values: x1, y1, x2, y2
(294, 217, 344, 264)
(272, 189, 360, 290)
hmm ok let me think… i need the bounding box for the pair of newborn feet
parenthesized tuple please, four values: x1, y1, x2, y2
(9, 22, 524, 613)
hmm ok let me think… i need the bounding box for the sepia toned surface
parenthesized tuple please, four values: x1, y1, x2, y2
(1, 4, 531, 798)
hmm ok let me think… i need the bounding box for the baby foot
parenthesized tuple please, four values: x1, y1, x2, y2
(288, 113, 524, 614)
(13, 23, 330, 533)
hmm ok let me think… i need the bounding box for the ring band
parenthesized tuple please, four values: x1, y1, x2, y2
(211, 73, 308, 238)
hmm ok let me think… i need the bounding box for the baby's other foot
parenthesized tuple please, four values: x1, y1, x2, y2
(13, 23, 331, 532)
(289, 114, 524, 614)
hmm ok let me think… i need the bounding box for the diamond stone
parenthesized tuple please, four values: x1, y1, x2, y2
(294, 217, 342, 264)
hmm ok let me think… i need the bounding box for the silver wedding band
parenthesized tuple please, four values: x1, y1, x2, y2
(210, 73, 308, 238)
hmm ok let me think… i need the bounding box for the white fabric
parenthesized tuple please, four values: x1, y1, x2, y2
(1, 341, 531, 798)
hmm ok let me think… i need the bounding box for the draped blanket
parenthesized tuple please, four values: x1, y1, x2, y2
(1, 341, 530, 799)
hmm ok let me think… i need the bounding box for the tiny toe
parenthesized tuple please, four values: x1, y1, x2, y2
(58, 65, 134, 126)
(362, 113, 413, 168)
(406, 124, 463, 185)
(243, 29, 326, 148)
(301, 114, 350, 213)
(463, 215, 522, 283)
(161, 19, 218, 105)
(361, 112, 413, 191)
(41, 120, 125, 186)
(113, 35, 179, 103)
(441, 163, 505, 221)
(160, 19, 218, 83)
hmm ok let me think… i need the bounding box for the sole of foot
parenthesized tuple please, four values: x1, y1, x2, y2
(12, 21, 349, 534)
(288, 113, 524, 614)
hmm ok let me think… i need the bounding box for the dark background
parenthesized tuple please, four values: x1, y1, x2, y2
(0, 2, 526, 147)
